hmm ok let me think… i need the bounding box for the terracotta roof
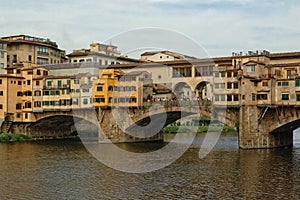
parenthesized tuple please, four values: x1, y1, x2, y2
(270, 51, 300, 58)
(266, 62, 300, 68)
(141, 50, 197, 59)
(4, 39, 63, 51)
(67, 50, 118, 59)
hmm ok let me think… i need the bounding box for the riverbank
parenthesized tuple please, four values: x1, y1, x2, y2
(0, 133, 33, 142)
(163, 125, 237, 134)
(0, 133, 80, 143)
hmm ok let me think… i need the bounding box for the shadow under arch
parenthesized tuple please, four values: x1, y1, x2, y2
(26, 115, 99, 140)
(270, 119, 300, 135)
(125, 111, 198, 137)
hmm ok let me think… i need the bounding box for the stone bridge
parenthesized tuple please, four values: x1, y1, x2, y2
(239, 105, 300, 149)
(4, 101, 300, 149)
(6, 101, 239, 143)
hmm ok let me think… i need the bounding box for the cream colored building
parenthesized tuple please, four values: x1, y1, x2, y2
(141, 51, 196, 62)
(0, 39, 7, 74)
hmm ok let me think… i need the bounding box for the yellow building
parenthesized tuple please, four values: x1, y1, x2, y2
(93, 69, 122, 107)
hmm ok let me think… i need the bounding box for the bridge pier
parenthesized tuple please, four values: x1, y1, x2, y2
(239, 105, 293, 149)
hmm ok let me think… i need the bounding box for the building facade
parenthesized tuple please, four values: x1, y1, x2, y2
(1, 35, 67, 67)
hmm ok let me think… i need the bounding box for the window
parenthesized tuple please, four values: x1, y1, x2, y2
(36, 70, 41, 75)
(58, 80, 62, 88)
(257, 94, 268, 100)
(35, 80, 39, 86)
(282, 82, 289, 86)
(214, 72, 219, 77)
(221, 94, 225, 101)
(282, 94, 289, 100)
(27, 80, 31, 85)
(34, 90, 41, 96)
(72, 98, 79, 105)
(215, 95, 219, 101)
(108, 86, 113, 91)
(252, 94, 256, 101)
(233, 82, 238, 89)
(37, 46, 48, 54)
(94, 98, 105, 103)
(233, 94, 239, 101)
(25, 102, 32, 108)
(74, 79, 80, 84)
(296, 79, 300, 87)
(214, 83, 219, 89)
(13, 55, 17, 63)
(28, 55, 32, 62)
(43, 91, 49, 96)
(16, 103, 22, 110)
(17, 91, 23, 96)
(0, 91, 3, 96)
(34, 101, 41, 107)
(227, 71, 232, 77)
(97, 86, 103, 91)
(246, 65, 256, 72)
(83, 99, 88, 105)
(24, 91, 32, 96)
(0, 79, 2, 84)
(0, 43, 3, 49)
(262, 81, 268, 87)
(0, 104, 2, 109)
(227, 95, 232, 101)
(297, 94, 300, 101)
(47, 81, 52, 86)
(82, 89, 89, 93)
(221, 72, 226, 77)
(227, 83, 232, 89)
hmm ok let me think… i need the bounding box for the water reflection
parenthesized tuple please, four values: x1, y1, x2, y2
(0, 133, 300, 199)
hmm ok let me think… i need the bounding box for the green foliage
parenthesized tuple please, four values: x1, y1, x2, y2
(163, 125, 236, 134)
(44, 38, 58, 48)
(0, 133, 33, 142)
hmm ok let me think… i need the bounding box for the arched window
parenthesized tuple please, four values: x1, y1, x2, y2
(34, 90, 41, 96)
(108, 86, 113, 91)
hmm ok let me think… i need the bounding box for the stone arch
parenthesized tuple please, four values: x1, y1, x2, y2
(173, 82, 193, 100)
(194, 81, 213, 101)
(26, 114, 99, 139)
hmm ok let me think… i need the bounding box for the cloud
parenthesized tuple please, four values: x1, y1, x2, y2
(0, 0, 299, 57)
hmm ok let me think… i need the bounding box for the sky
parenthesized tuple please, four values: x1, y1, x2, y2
(1, 0, 300, 58)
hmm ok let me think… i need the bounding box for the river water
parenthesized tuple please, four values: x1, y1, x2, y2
(1, 132, 300, 199)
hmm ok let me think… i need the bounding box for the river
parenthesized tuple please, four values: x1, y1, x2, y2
(0, 132, 300, 199)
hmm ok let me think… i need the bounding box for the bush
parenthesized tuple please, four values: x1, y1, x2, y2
(0, 133, 33, 142)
